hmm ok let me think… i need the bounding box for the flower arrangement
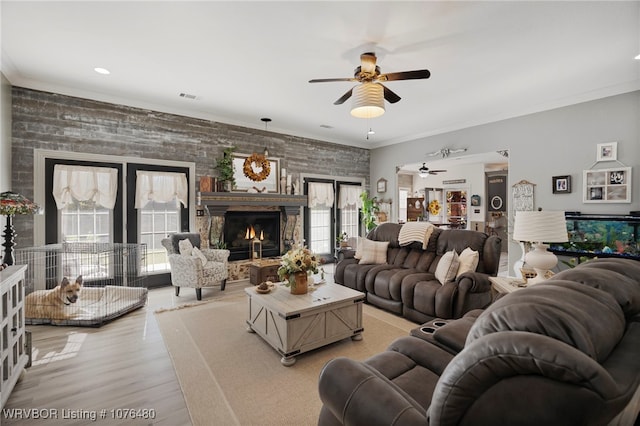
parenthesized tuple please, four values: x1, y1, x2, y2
(277, 245, 319, 286)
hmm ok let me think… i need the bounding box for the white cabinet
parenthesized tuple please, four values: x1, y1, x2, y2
(0, 264, 28, 410)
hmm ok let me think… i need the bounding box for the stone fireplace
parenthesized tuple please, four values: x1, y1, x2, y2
(199, 193, 307, 277)
(224, 211, 280, 261)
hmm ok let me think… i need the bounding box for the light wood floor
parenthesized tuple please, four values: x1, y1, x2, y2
(3, 280, 250, 426)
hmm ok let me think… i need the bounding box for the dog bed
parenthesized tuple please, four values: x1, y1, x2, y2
(26, 286, 148, 326)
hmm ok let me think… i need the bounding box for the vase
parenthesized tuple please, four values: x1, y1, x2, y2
(290, 271, 308, 295)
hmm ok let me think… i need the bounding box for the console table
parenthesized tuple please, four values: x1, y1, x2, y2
(0, 265, 29, 410)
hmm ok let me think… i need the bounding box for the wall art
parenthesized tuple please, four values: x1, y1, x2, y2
(552, 175, 571, 194)
(583, 166, 631, 203)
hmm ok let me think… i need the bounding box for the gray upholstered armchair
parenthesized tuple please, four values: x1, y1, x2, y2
(161, 233, 230, 300)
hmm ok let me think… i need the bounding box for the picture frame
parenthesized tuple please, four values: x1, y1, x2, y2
(583, 166, 631, 203)
(512, 179, 535, 212)
(377, 178, 387, 193)
(232, 154, 280, 193)
(596, 142, 618, 162)
(552, 175, 571, 194)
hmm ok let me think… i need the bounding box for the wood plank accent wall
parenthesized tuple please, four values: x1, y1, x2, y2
(10, 87, 370, 248)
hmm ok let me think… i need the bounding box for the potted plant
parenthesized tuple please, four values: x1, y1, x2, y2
(360, 191, 380, 232)
(336, 232, 349, 248)
(215, 146, 236, 191)
(277, 245, 320, 294)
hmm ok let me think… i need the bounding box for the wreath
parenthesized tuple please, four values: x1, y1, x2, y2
(428, 200, 441, 216)
(243, 153, 271, 182)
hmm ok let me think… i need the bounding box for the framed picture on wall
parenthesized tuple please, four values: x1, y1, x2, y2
(512, 180, 535, 212)
(232, 154, 280, 193)
(377, 178, 387, 193)
(552, 175, 571, 194)
(583, 167, 631, 203)
(596, 142, 618, 162)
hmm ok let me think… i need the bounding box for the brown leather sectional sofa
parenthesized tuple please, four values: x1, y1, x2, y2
(319, 258, 640, 425)
(334, 222, 502, 323)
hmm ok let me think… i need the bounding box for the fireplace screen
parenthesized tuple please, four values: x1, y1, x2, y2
(224, 211, 281, 261)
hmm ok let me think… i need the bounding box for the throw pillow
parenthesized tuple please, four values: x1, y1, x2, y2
(435, 250, 460, 285)
(178, 238, 194, 256)
(354, 236, 365, 260)
(191, 246, 208, 267)
(358, 238, 389, 265)
(457, 247, 480, 278)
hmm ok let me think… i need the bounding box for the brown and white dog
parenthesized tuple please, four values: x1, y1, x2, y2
(25, 275, 83, 320)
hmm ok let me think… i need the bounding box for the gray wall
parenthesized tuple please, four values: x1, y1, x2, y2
(10, 87, 370, 249)
(371, 90, 640, 272)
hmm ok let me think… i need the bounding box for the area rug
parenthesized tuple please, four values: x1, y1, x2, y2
(155, 293, 415, 426)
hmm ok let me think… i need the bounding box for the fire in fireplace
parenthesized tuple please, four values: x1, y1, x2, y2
(224, 211, 281, 261)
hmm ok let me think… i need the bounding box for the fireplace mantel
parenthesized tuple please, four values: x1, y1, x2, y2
(200, 192, 307, 216)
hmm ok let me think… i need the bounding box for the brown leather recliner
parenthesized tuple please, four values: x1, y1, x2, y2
(334, 223, 502, 323)
(318, 258, 640, 426)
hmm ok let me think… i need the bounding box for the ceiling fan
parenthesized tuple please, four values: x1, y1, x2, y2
(309, 52, 430, 108)
(418, 163, 446, 177)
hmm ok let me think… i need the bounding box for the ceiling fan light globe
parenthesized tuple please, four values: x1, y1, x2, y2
(351, 83, 385, 118)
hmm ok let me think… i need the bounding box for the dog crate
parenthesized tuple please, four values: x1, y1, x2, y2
(15, 243, 148, 326)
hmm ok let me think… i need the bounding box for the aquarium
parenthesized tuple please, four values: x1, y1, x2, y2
(549, 214, 639, 260)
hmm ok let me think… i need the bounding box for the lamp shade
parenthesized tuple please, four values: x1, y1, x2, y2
(0, 191, 40, 216)
(512, 210, 568, 243)
(351, 83, 385, 118)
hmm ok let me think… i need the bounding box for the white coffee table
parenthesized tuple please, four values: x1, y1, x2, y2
(245, 281, 365, 366)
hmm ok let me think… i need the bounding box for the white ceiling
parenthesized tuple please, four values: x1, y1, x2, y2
(2, 1, 639, 150)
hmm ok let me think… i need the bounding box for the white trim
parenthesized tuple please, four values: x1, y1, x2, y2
(33, 149, 196, 245)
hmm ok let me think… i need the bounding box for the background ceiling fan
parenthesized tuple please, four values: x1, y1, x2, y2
(418, 163, 447, 177)
(309, 52, 430, 106)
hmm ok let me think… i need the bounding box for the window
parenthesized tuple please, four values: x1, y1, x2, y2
(309, 208, 332, 254)
(304, 179, 362, 262)
(134, 170, 188, 274)
(59, 199, 111, 243)
(52, 164, 118, 243)
(307, 181, 335, 256)
(338, 184, 362, 242)
(139, 200, 181, 272)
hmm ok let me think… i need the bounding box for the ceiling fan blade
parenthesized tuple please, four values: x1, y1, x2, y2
(431, 169, 447, 173)
(381, 84, 401, 104)
(380, 69, 431, 82)
(360, 52, 377, 74)
(309, 77, 357, 83)
(334, 88, 353, 105)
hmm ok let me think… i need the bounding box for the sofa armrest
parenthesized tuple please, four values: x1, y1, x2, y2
(430, 331, 620, 426)
(338, 248, 356, 259)
(455, 271, 492, 293)
(450, 272, 493, 318)
(167, 254, 203, 287)
(318, 357, 427, 426)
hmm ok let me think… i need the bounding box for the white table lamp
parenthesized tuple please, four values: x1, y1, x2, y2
(512, 210, 568, 285)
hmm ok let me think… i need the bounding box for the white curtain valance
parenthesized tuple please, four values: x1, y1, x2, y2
(135, 170, 188, 209)
(338, 185, 363, 209)
(308, 182, 335, 208)
(52, 164, 118, 210)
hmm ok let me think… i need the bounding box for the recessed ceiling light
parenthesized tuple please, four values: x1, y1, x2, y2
(635, 54, 640, 60)
(94, 67, 110, 75)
